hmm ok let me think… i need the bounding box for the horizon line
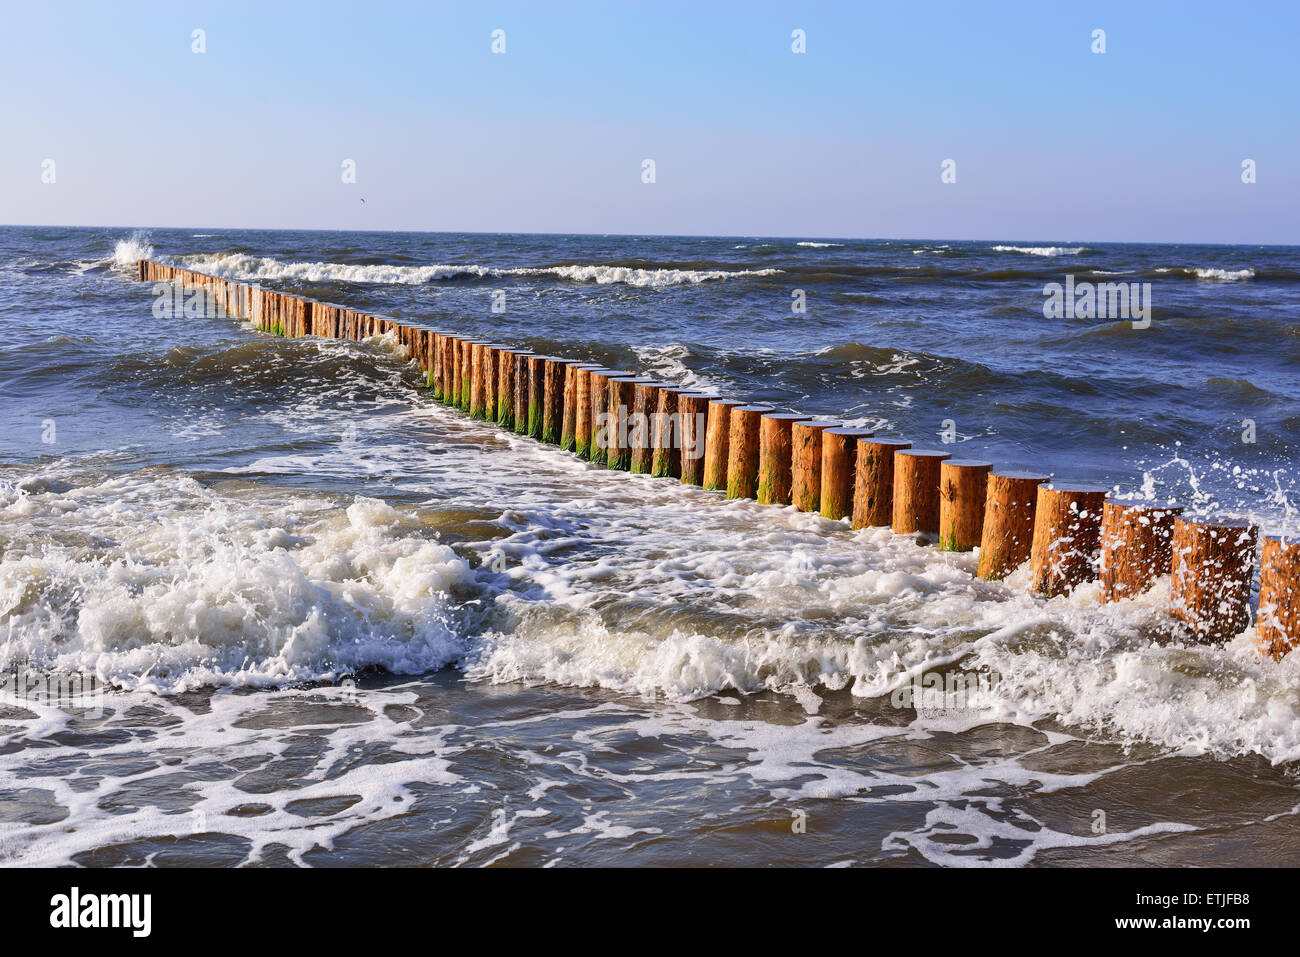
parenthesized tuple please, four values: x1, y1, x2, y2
(2, 222, 1297, 250)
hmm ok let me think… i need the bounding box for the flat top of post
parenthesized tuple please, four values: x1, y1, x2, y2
(1176, 514, 1258, 530)
(860, 437, 912, 447)
(825, 427, 875, 437)
(762, 412, 812, 421)
(1043, 483, 1110, 494)
(897, 448, 952, 457)
(1106, 499, 1183, 512)
(991, 469, 1049, 480)
(943, 458, 992, 468)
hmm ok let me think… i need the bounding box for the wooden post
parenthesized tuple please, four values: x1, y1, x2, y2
(606, 377, 651, 470)
(442, 336, 458, 404)
(1029, 484, 1108, 597)
(891, 449, 952, 535)
(426, 332, 443, 398)
(513, 351, 532, 434)
(482, 344, 509, 420)
(791, 421, 838, 513)
(702, 400, 743, 492)
(852, 439, 911, 529)
(449, 338, 463, 408)
(1169, 516, 1258, 642)
(542, 358, 573, 445)
(559, 366, 598, 455)
(756, 414, 810, 505)
(820, 428, 874, 520)
(630, 381, 665, 474)
(526, 355, 551, 439)
(677, 393, 716, 487)
(650, 386, 683, 478)
(460, 339, 482, 410)
(1098, 502, 1184, 602)
(977, 471, 1050, 579)
(495, 348, 524, 429)
(937, 459, 993, 551)
(573, 367, 608, 459)
(585, 369, 631, 464)
(469, 343, 488, 419)
(726, 406, 773, 499)
(1258, 535, 1300, 660)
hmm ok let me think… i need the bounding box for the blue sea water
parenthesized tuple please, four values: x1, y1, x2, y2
(0, 226, 1298, 867)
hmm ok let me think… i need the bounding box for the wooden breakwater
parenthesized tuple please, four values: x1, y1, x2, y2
(135, 259, 1300, 658)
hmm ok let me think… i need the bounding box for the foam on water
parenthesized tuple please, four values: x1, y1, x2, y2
(5, 227, 1300, 865)
(991, 245, 1087, 256)
(176, 252, 781, 287)
(1154, 266, 1257, 281)
(112, 230, 154, 269)
(0, 473, 472, 692)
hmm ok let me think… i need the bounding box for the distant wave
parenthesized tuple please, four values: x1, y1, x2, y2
(528, 263, 780, 285)
(177, 253, 781, 287)
(1151, 266, 1256, 281)
(991, 245, 1087, 256)
(796, 241, 844, 248)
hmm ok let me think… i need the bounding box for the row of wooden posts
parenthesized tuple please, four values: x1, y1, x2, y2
(137, 259, 1300, 659)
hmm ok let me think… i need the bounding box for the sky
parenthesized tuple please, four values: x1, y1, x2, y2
(1, 0, 1297, 243)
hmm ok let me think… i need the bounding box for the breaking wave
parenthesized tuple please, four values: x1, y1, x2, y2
(175, 253, 781, 287)
(991, 245, 1087, 256)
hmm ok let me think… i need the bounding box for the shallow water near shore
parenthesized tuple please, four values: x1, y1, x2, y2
(2, 226, 1299, 866)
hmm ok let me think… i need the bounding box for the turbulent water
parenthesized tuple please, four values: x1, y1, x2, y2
(2, 225, 1299, 867)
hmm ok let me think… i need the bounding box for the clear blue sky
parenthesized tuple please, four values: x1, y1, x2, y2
(1, 0, 1296, 242)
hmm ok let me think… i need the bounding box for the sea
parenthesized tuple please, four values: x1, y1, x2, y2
(1, 225, 1298, 867)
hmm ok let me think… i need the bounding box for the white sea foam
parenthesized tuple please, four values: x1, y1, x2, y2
(1153, 266, 1256, 281)
(4, 399, 1300, 764)
(177, 253, 780, 288)
(1194, 267, 1255, 281)
(796, 241, 844, 248)
(0, 474, 472, 692)
(111, 230, 153, 268)
(0, 684, 464, 866)
(992, 245, 1086, 256)
(631, 343, 721, 393)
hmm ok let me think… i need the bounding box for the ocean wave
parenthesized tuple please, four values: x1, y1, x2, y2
(112, 230, 153, 268)
(176, 252, 781, 287)
(1195, 267, 1255, 281)
(796, 241, 844, 248)
(524, 263, 781, 285)
(0, 476, 473, 693)
(1151, 266, 1256, 281)
(992, 245, 1087, 256)
(3, 426, 1300, 766)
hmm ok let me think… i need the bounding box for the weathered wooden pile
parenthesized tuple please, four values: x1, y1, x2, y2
(136, 259, 1300, 658)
